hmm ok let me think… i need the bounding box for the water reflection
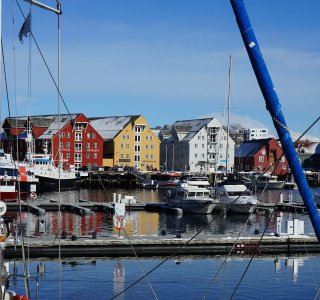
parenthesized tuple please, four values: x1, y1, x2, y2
(6, 187, 319, 238)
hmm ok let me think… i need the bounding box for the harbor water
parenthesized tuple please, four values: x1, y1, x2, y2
(4, 187, 320, 299)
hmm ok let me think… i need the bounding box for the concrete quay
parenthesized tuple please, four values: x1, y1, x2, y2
(3, 235, 319, 259)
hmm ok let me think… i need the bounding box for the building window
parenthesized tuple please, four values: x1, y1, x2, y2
(60, 142, 63, 148)
(66, 142, 70, 148)
(146, 154, 149, 159)
(259, 156, 264, 162)
(202, 144, 205, 149)
(75, 153, 82, 162)
(66, 153, 70, 158)
(87, 133, 90, 139)
(134, 155, 140, 162)
(60, 132, 65, 138)
(281, 156, 285, 162)
(198, 136, 200, 140)
(135, 135, 141, 142)
(195, 154, 198, 158)
(66, 132, 70, 138)
(120, 154, 124, 159)
(134, 145, 140, 152)
(123, 135, 126, 139)
(146, 145, 149, 150)
(134, 126, 142, 133)
(92, 133, 96, 139)
(195, 144, 198, 148)
(151, 154, 154, 159)
(75, 123, 83, 131)
(86, 153, 90, 158)
(75, 143, 82, 151)
(126, 154, 129, 159)
(126, 144, 129, 149)
(93, 153, 97, 158)
(201, 154, 205, 158)
(94, 143, 97, 149)
(151, 145, 154, 150)
(75, 132, 82, 141)
(86, 143, 90, 150)
(120, 144, 124, 149)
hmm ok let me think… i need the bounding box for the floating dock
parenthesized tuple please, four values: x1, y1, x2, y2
(3, 201, 308, 215)
(3, 235, 320, 259)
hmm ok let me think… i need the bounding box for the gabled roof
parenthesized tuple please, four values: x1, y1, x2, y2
(37, 114, 79, 139)
(235, 138, 272, 157)
(4, 118, 26, 128)
(173, 118, 213, 142)
(89, 115, 140, 140)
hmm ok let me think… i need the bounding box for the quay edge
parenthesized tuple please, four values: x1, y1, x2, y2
(3, 236, 320, 259)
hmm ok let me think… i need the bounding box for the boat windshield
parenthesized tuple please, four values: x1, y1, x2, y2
(228, 190, 251, 196)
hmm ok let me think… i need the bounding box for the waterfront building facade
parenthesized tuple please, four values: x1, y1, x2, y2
(159, 118, 235, 173)
(244, 128, 269, 140)
(2, 114, 104, 170)
(90, 115, 160, 171)
(234, 138, 289, 176)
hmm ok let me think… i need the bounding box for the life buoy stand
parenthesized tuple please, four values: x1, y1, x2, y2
(114, 216, 126, 230)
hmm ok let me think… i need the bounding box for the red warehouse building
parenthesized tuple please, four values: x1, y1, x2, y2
(234, 138, 289, 176)
(2, 113, 104, 169)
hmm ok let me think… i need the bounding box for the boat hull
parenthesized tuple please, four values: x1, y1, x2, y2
(168, 198, 219, 214)
(37, 176, 79, 192)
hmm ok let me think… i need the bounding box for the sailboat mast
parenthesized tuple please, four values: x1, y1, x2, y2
(230, 0, 320, 240)
(226, 55, 232, 175)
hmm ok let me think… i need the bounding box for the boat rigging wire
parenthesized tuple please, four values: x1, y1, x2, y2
(15, 0, 74, 124)
(10, 0, 30, 297)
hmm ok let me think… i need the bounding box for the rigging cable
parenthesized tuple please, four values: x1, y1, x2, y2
(225, 117, 320, 299)
(11, 0, 30, 297)
(15, 0, 74, 124)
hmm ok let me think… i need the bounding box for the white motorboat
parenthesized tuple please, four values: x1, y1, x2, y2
(167, 183, 219, 214)
(242, 172, 285, 190)
(213, 178, 258, 214)
(179, 175, 211, 188)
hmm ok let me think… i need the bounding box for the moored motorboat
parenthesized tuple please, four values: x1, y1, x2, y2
(242, 172, 285, 190)
(213, 177, 258, 214)
(167, 183, 219, 214)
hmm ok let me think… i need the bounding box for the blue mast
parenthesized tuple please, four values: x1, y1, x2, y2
(230, 0, 320, 240)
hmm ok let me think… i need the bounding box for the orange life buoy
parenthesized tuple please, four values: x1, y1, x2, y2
(30, 192, 37, 199)
(114, 216, 125, 230)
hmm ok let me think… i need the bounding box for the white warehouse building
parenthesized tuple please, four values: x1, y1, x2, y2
(159, 118, 235, 173)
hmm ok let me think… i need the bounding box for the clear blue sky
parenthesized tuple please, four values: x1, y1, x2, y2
(2, 0, 320, 139)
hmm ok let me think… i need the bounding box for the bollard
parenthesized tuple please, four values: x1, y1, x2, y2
(92, 231, 97, 239)
(161, 230, 166, 236)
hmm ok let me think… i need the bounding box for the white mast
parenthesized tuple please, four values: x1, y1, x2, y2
(225, 55, 232, 175)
